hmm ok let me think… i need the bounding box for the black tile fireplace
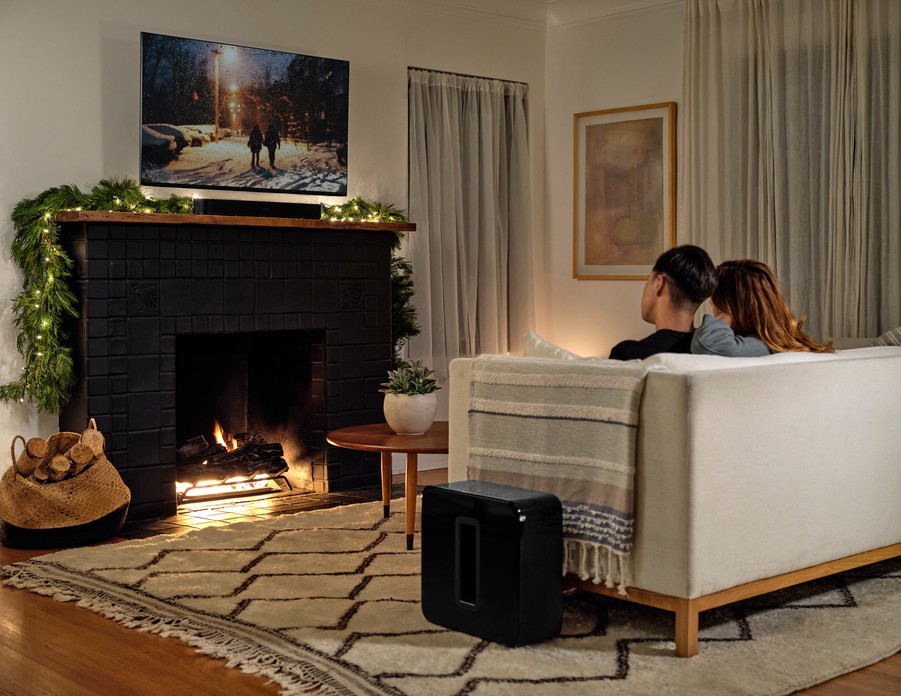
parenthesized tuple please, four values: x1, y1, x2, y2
(57, 211, 413, 520)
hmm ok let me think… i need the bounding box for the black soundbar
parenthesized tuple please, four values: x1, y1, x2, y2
(193, 198, 322, 219)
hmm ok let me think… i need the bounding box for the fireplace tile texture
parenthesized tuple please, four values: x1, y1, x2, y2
(61, 220, 394, 520)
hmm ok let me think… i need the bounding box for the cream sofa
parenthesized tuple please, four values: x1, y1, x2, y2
(447, 346, 901, 656)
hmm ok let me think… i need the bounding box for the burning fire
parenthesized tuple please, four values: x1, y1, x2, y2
(174, 418, 283, 502)
(175, 474, 280, 500)
(213, 419, 237, 451)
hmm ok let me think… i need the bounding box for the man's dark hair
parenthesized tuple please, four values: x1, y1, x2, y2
(652, 244, 717, 309)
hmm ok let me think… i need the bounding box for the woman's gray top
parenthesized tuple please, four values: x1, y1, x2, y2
(691, 314, 771, 357)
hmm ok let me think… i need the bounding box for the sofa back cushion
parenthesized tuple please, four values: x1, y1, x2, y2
(642, 345, 901, 373)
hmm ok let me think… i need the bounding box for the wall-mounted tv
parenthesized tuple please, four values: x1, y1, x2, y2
(140, 32, 348, 196)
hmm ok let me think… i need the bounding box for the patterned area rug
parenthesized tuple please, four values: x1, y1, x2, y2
(1, 500, 899, 696)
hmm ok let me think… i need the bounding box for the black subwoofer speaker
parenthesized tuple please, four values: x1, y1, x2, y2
(421, 481, 563, 646)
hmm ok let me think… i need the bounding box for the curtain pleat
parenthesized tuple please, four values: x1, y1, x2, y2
(407, 69, 533, 376)
(684, 0, 901, 339)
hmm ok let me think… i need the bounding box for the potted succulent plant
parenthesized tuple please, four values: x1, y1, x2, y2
(379, 360, 440, 435)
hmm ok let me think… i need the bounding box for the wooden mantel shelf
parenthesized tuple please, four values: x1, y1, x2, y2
(55, 210, 415, 232)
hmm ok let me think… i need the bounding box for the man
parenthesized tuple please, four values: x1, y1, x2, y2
(264, 124, 281, 168)
(609, 244, 717, 360)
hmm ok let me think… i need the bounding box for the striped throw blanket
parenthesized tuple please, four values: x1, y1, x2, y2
(467, 355, 651, 594)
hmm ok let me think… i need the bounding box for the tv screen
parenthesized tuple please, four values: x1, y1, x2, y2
(140, 32, 349, 196)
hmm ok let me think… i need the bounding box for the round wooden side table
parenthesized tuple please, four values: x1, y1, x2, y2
(326, 421, 449, 550)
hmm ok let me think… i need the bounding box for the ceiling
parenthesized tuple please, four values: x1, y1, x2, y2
(355, 0, 680, 30)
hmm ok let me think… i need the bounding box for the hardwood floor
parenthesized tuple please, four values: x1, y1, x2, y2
(0, 469, 897, 696)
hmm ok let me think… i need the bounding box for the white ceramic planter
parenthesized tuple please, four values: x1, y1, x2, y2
(383, 392, 438, 435)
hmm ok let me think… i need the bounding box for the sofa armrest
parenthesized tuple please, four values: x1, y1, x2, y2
(653, 354, 901, 598)
(447, 358, 473, 482)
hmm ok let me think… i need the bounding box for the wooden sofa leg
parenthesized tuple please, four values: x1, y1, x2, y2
(674, 599, 699, 657)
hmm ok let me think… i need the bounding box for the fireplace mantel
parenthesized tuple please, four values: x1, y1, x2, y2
(57, 210, 413, 519)
(56, 210, 416, 233)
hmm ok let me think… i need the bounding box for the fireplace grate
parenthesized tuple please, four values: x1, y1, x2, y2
(176, 471, 292, 504)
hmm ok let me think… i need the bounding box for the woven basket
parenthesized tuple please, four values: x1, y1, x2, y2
(0, 426, 131, 549)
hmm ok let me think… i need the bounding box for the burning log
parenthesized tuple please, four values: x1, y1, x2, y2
(176, 440, 228, 469)
(176, 435, 214, 459)
(176, 431, 288, 485)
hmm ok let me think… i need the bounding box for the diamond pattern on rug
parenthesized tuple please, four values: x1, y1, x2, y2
(2, 500, 899, 696)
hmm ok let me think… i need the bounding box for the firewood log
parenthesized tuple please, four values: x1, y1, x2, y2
(177, 438, 287, 485)
(176, 435, 210, 459)
(14, 437, 48, 477)
(65, 442, 96, 476)
(27, 437, 48, 459)
(80, 421, 106, 457)
(32, 463, 50, 483)
(176, 443, 227, 469)
(48, 454, 72, 482)
(234, 431, 266, 448)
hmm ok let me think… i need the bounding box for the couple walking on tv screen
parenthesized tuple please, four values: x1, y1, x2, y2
(248, 123, 281, 169)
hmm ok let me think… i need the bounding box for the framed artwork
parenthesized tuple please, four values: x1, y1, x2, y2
(573, 102, 676, 280)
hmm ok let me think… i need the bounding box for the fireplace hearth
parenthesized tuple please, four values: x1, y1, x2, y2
(57, 211, 413, 519)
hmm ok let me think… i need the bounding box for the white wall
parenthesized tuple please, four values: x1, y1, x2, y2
(0, 0, 683, 475)
(0, 0, 545, 467)
(539, 1, 684, 357)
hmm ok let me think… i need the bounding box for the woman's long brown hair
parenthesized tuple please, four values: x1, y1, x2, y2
(712, 260, 834, 353)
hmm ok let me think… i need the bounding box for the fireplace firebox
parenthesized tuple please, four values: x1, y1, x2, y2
(173, 330, 315, 500)
(57, 211, 414, 520)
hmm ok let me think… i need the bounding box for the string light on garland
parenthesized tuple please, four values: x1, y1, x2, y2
(321, 197, 407, 225)
(0, 177, 192, 413)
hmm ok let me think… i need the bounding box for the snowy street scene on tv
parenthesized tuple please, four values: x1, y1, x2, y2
(140, 33, 348, 195)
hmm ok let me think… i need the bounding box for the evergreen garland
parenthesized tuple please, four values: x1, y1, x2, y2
(321, 198, 421, 366)
(0, 177, 192, 413)
(321, 197, 408, 225)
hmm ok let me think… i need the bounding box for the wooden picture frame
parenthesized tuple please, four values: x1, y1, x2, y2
(573, 102, 676, 280)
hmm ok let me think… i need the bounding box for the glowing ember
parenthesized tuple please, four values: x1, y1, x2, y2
(175, 474, 281, 500)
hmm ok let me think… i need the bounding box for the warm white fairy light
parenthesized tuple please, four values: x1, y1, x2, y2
(2, 178, 194, 412)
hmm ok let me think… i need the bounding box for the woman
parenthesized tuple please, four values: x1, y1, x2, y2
(692, 260, 834, 356)
(247, 124, 263, 168)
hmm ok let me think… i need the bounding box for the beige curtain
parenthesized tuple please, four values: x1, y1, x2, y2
(683, 0, 901, 338)
(407, 69, 533, 376)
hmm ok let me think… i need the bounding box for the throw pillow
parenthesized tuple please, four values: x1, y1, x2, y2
(522, 331, 582, 360)
(874, 326, 901, 346)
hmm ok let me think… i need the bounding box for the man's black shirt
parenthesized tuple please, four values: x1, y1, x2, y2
(608, 329, 694, 361)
